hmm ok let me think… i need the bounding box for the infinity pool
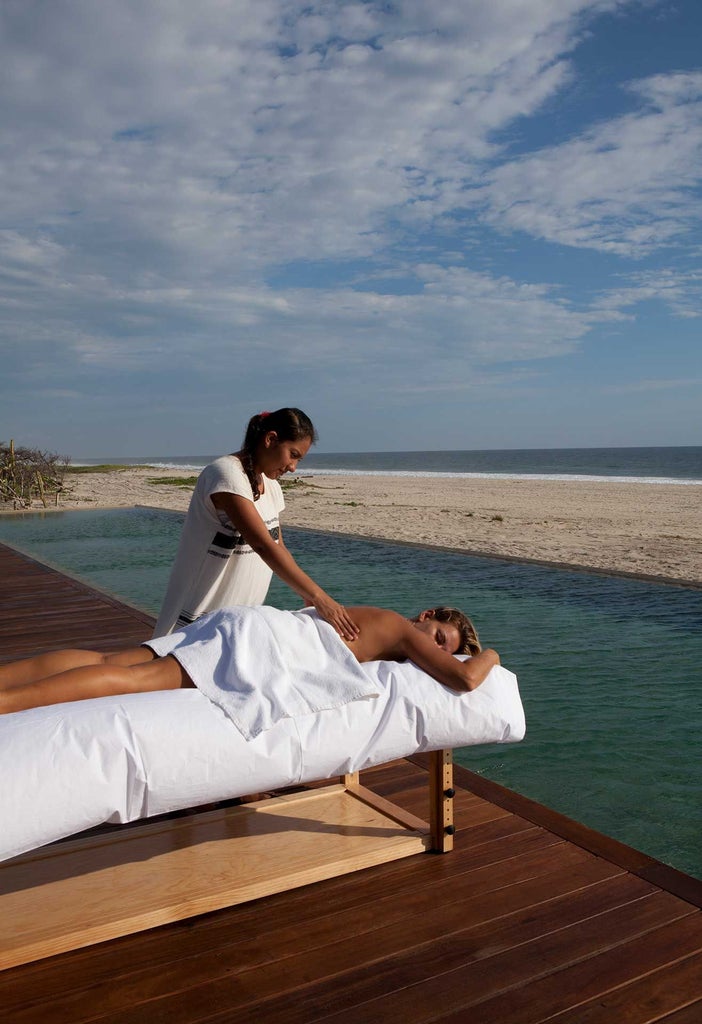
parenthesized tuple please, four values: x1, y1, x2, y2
(1, 507, 700, 879)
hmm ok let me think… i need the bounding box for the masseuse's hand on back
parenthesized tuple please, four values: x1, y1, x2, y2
(307, 590, 360, 643)
(212, 492, 360, 641)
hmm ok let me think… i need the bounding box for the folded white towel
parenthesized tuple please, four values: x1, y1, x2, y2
(148, 606, 379, 739)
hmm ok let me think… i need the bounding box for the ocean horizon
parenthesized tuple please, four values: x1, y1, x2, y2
(76, 445, 702, 485)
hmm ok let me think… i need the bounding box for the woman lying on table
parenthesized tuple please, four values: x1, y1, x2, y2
(0, 605, 500, 716)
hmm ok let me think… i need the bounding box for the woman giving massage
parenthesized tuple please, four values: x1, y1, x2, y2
(0, 605, 500, 716)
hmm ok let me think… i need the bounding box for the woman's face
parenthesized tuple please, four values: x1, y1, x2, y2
(256, 433, 312, 479)
(412, 615, 462, 654)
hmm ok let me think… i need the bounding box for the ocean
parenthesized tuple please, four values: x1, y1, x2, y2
(77, 445, 702, 484)
(0, 502, 700, 881)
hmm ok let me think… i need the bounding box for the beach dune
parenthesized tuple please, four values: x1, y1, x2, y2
(20, 466, 701, 586)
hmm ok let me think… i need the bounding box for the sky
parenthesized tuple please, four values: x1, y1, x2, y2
(1, 0, 701, 457)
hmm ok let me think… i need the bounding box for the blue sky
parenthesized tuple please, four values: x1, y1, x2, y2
(1, 0, 700, 456)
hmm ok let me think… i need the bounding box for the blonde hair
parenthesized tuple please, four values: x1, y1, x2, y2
(430, 606, 482, 656)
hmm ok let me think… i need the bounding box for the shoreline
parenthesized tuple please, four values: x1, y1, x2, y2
(281, 524, 702, 590)
(2, 466, 700, 586)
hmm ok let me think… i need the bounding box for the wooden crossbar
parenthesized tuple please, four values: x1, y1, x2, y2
(1, 753, 453, 970)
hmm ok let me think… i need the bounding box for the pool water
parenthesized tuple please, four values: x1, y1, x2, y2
(1, 507, 700, 879)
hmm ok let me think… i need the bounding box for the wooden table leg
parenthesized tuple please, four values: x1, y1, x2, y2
(429, 749, 454, 852)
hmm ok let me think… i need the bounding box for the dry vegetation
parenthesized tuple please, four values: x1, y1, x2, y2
(0, 440, 70, 508)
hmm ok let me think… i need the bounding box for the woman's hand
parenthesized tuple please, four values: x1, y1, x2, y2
(310, 591, 360, 641)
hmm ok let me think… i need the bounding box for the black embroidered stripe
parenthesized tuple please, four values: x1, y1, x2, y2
(211, 531, 247, 550)
(211, 526, 280, 550)
(175, 611, 198, 626)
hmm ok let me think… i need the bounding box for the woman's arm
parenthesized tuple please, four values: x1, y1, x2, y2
(212, 492, 359, 640)
(415, 642, 500, 691)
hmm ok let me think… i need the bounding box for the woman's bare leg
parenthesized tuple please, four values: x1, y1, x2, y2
(0, 655, 192, 715)
(0, 646, 155, 691)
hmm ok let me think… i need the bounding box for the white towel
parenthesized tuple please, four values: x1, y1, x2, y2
(148, 606, 379, 740)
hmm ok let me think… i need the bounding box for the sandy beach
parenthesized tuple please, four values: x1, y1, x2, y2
(14, 465, 700, 586)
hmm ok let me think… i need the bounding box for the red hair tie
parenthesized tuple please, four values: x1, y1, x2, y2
(259, 410, 271, 418)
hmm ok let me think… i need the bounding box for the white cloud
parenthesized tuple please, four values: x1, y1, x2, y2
(592, 268, 702, 318)
(476, 71, 702, 256)
(0, 0, 639, 278)
(1, 258, 596, 402)
(1, 1, 700, 451)
(1, 0, 622, 379)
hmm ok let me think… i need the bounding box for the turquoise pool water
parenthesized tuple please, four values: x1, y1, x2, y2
(1, 507, 700, 879)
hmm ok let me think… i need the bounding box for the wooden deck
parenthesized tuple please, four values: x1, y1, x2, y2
(1, 539, 702, 1023)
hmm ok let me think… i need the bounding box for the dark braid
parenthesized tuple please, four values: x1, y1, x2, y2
(238, 408, 316, 500)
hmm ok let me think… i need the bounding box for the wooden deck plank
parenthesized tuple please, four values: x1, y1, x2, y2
(425, 755, 702, 909)
(429, 916, 702, 1024)
(0, 820, 554, 1017)
(656, 1001, 702, 1024)
(149, 878, 673, 1024)
(543, 951, 702, 1023)
(1, 538, 701, 1024)
(276, 911, 702, 1024)
(0, 542, 153, 657)
(0, 854, 632, 1024)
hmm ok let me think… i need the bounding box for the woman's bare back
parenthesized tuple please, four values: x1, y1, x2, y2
(340, 607, 412, 662)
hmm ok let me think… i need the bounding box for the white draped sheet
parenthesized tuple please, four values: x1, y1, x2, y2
(0, 655, 525, 862)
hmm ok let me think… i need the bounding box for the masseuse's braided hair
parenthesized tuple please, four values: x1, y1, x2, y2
(239, 407, 317, 500)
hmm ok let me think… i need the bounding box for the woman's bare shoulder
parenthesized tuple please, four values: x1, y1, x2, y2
(343, 607, 412, 662)
(346, 606, 403, 620)
(346, 606, 409, 633)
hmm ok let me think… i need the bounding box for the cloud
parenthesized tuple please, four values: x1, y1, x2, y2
(1, 1, 700, 452)
(1, 263, 592, 393)
(475, 71, 702, 257)
(591, 268, 702, 319)
(0, 0, 639, 277)
(2, 2, 621, 378)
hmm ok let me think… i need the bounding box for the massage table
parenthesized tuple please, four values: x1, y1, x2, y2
(0, 653, 524, 970)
